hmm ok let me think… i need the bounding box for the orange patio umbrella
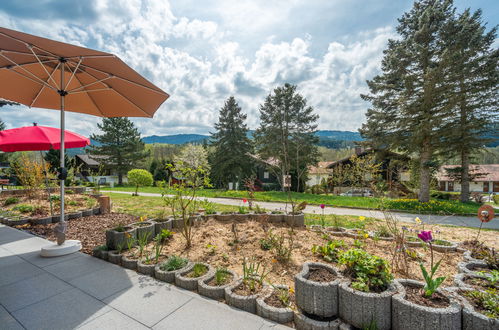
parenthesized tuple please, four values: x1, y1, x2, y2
(0, 27, 169, 254)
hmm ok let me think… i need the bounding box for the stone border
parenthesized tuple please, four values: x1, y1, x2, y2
(198, 269, 238, 300)
(256, 284, 294, 324)
(175, 262, 214, 291)
(137, 259, 156, 275)
(154, 218, 173, 234)
(105, 226, 136, 251)
(293, 310, 342, 330)
(132, 221, 156, 241)
(391, 279, 461, 330)
(450, 287, 499, 330)
(154, 261, 192, 283)
(457, 260, 489, 275)
(432, 240, 458, 253)
(121, 254, 138, 270)
(107, 250, 122, 265)
(67, 211, 82, 220)
(224, 278, 265, 314)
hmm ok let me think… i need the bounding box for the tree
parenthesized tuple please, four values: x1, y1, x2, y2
(254, 83, 319, 192)
(127, 169, 153, 196)
(439, 8, 498, 202)
(88, 118, 147, 185)
(44, 148, 74, 174)
(209, 96, 254, 189)
(0, 118, 5, 131)
(174, 144, 210, 173)
(360, 0, 455, 202)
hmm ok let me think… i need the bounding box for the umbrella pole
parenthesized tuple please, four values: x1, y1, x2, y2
(58, 59, 67, 243)
(39, 150, 54, 216)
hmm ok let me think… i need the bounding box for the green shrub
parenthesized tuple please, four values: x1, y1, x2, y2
(493, 194, 499, 205)
(190, 263, 208, 278)
(338, 248, 393, 292)
(463, 289, 498, 318)
(383, 198, 477, 214)
(311, 239, 346, 262)
(214, 268, 231, 285)
(127, 169, 154, 196)
(3, 197, 19, 206)
(160, 255, 188, 271)
(49, 195, 61, 202)
(12, 204, 34, 213)
(65, 189, 74, 194)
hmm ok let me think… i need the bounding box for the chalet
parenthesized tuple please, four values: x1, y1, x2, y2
(74, 154, 127, 186)
(247, 154, 280, 191)
(436, 164, 499, 193)
(306, 162, 334, 187)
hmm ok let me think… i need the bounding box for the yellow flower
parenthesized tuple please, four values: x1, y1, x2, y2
(139, 216, 145, 222)
(271, 258, 277, 263)
(363, 233, 369, 239)
(359, 216, 366, 221)
(289, 288, 295, 294)
(125, 232, 131, 238)
(415, 217, 422, 224)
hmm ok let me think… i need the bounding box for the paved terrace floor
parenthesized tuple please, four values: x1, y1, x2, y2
(0, 224, 288, 330)
(103, 191, 499, 230)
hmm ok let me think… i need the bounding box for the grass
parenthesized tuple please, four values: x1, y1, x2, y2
(105, 186, 481, 215)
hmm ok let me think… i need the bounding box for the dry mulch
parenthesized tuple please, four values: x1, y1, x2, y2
(405, 286, 450, 308)
(308, 267, 336, 282)
(234, 281, 263, 296)
(264, 289, 294, 309)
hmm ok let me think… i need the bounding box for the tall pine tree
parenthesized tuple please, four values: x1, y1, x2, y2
(440, 8, 498, 202)
(254, 83, 319, 192)
(88, 118, 147, 185)
(360, 0, 454, 202)
(209, 96, 254, 188)
(0, 118, 4, 131)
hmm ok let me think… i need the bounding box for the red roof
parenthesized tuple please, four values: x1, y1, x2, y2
(437, 164, 499, 182)
(308, 162, 334, 174)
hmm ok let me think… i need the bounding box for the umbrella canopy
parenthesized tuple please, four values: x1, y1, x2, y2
(0, 27, 169, 116)
(0, 124, 90, 152)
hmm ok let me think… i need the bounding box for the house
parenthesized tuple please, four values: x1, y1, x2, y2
(247, 154, 280, 191)
(436, 164, 499, 193)
(306, 162, 334, 187)
(75, 154, 127, 186)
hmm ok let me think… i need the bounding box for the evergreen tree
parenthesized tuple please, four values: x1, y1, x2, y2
(44, 148, 74, 173)
(440, 8, 498, 202)
(0, 118, 5, 131)
(88, 118, 147, 185)
(360, 0, 455, 202)
(209, 97, 254, 189)
(254, 83, 319, 192)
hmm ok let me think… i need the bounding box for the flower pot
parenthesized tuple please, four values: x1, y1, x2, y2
(453, 272, 489, 290)
(391, 279, 461, 330)
(294, 262, 342, 318)
(234, 213, 250, 222)
(339, 280, 400, 330)
(81, 209, 93, 217)
(456, 287, 499, 330)
(154, 262, 192, 283)
(132, 221, 155, 241)
(137, 259, 156, 276)
(30, 216, 52, 225)
(92, 207, 101, 215)
(224, 278, 266, 314)
(256, 284, 294, 324)
(457, 261, 489, 275)
(107, 250, 122, 265)
(463, 249, 483, 263)
(198, 269, 238, 300)
(154, 218, 173, 234)
(432, 240, 458, 253)
(309, 225, 323, 232)
(175, 262, 214, 291)
(293, 310, 341, 330)
(121, 254, 138, 270)
(67, 211, 82, 220)
(285, 213, 305, 227)
(105, 226, 136, 250)
(171, 217, 196, 229)
(405, 237, 423, 248)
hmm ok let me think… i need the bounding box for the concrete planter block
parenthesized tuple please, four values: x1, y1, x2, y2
(456, 287, 499, 330)
(100, 249, 109, 261)
(81, 209, 93, 217)
(391, 279, 461, 330)
(295, 262, 341, 318)
(256, 285, 294, 324)
(107, 250, 122, 265)
(225, 278, 265, 314)
(405, 237, 423, 248)
(121, 255, 138, 270)
(309, 225, 323, 232)
(294, 310, 341, 330)
(154, 218, 173, 234)
(453, 272, 487, 290)
(137, 259, 156, 276)
(234, 214, 249, 222)
(268, 213, 284, 223)
(171, 217, 196, 229)
(154, 262, 192, 283)
(53, 214, 69, 222)
(463, 250, 482, 263)
(92, 246, 103, 258)
(285, 213, 305, 227)
(215, 213, 234, 222)
(457, 261, 488, 275)
(67, 211, 82, 220)
(339, 280, 400, 330)
(92, 207, 101, 215)
(105, 226, 136, 250)
(432, 240, 458, 253)
(175, 262, 214, 291)
(10, 218, 30, 226)
(198, 269, 238, 300)
(132, 221, 156, 241)
(324, 227, 348, 237)
(30, 216, 52, 225)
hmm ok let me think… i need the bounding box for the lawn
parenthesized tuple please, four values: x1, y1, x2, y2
(104, 186, 481, 215)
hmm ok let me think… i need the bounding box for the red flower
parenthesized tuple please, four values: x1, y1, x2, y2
(418, 230, 433, 243)
(320, 204, 325, 209)
(243, 199, 247, 203)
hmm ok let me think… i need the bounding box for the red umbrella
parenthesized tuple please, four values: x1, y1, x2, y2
(0, 124, 90, 152)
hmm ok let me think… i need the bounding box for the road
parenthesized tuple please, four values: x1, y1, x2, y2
(102, 191, 499, 230)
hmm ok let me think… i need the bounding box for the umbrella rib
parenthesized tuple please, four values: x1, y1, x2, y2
(30, 62, 61, 107)
(0, 52, 57, 90)
(67, 76, 112, 93)
(0, 31, 61, 59)
(64, 57, 83, 90)
(69, 88, 112, 95)
(28, 45, 58, 88)
(0, 59, 56, 69)
(0, 49, 58, 59)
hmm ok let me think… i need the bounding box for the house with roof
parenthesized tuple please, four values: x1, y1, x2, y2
(75, 154, 127, 186)
(436, 164, 499, 193)
(306, 161, 334, 187)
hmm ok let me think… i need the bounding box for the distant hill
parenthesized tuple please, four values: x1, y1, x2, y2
(142, 134, 208, 145)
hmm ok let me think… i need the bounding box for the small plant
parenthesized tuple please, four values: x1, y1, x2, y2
(311, 239, 346, 262)
(67, 200, 78, 206)
(49, 195, 61, 202)
(113, 222, 126, 232)
(202, 199, 217, 214)
(338, 248, 393, 292)
(238, 206, 249, 214)
(96, 245, 108, 251)
(161, 255, 188, 271)
(12, 204, 34, 213)
(153, 233, 165, 263)
(125, 232, 136, 251)
(3, 197, 19, 206)
(65, 189, 74, 194)
(214, 267, 231, 285)
(259, 237, 273, 251)
(291, 201, 307, 214)
(478, 270, 499, 286)
(190, 263, 208, 278)
(206, 243, 217, 255)
(254, 204, 265, 214)
(273, 286, 292, 307)
(222, 253, 229, 262)
(478, 248, 499, 270)
(158, 229, 173, 242)
(462, 288, 499, 319)
(418, 231, 446, 298)
(137, 231, 151, 257)
(319, 204, 326, 227)
(375, 224, 392, 238)
(242, 258, 270, 292)
(353, 239, 365, 249)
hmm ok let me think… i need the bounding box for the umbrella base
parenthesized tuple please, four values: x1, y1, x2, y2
(40, 240, 82, 257)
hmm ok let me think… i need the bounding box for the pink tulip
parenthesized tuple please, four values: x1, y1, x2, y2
(320, 204, 325, 209)
(418, 230, 433, 243)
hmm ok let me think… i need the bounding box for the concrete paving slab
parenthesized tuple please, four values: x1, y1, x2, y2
(0, 255, 44, 287)
(103, 275, 193, 327)
(70, 265, 138, 300)
(0, 305, 24, 330)
(0, 246, 14, 257)
(0, 273, 73, 312)
(2, 236, 52, 254)
(0, 226, 32, 244)
(18, 249, 81, 268)
(12, 288, 111, 330)
(76, 309, 149, 330)
(43, 253, 109, 281)
(153, 296, 266, 330)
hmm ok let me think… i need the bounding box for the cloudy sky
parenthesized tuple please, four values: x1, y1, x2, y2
(0, 0, 497, 137)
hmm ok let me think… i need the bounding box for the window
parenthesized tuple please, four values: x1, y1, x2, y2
(493, 181, 499, 193)
(448, 181, 454, 191)
(263, 171, 269, 179)
(483, 182, 489, 193)
(439, 181, 446, 191)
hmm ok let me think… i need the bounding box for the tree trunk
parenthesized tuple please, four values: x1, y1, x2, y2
(118, 172, 123, 186)
(418, 145, 431, 203)
(460, 150, 470, 202)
